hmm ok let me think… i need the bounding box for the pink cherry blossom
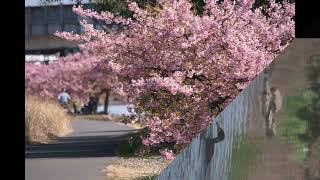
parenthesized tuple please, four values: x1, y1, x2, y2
(26, 0, 295, 160)
(159, 148, 175, 160)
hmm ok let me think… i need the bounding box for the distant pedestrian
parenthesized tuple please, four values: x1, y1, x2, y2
(58, 88, 71, 110)
(261, 76, 271, 118)
(263, 85, 282, 137)
(267, 87, 282, 135)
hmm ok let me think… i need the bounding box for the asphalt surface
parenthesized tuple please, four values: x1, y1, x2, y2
(25, 120, 138, 180)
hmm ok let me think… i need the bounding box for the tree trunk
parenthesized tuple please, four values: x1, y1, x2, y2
(104, 89, 111, 115)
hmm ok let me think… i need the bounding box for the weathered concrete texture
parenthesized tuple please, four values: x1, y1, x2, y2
(25, 35, 78, 50)
(157, 69, 264, 180)
(25, 4, 89, 51)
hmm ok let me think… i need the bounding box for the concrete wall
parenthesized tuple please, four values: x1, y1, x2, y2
(25, 35, 77, 51)
(25, 4, 95, 51)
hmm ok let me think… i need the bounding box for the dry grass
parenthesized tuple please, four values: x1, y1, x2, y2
(25, 95, 72, 143)
(125, 123, 144, 129)
(105, 156, 169, 180)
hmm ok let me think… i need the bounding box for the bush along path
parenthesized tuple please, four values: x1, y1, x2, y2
(25, 119, 138, 180)
(105, 127, 173, 179)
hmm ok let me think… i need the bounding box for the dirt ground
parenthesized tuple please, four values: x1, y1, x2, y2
(105, 156, 170, 179)
(247, 136, 305, 180)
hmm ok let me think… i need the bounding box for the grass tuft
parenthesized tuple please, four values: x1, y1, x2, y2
(25, 95, 72, 143)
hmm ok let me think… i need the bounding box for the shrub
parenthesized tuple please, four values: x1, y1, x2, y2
(116, 127, 177, 157)
(25, 95, 72, 143)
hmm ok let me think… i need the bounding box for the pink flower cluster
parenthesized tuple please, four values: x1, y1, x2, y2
(159, 148, 175, 161)
(132, 76, 193, 96)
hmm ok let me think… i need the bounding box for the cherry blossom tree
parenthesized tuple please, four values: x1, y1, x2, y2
(25, 50, 116, 114)
(30, 0, 295, 158)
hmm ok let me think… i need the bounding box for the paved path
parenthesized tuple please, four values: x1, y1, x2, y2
(25, 120, 138, 180)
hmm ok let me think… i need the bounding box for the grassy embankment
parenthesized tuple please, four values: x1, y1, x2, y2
(277, 89, 318, 162)
(229, 137, 261, 180)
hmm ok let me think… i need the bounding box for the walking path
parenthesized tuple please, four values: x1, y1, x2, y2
(25, 119, 137, 180)
(247, 136, 305, 180)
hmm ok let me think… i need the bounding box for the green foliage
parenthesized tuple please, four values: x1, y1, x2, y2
(229, 137, 261, 180)
(277, 53, 320, 163)
(90, 0, 215, 17)
(41, 0, 295, 16)
(116, 128, 148, 157)
(116, 127, 176, 157)
(306, 54, 320, 86)
(94, 0, 134, 17)
(94, 0, 160, 17)
(278, 90, 318, 162)
(190, 0, 205, 15)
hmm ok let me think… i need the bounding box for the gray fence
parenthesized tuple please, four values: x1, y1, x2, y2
(157, 72, 264, 180)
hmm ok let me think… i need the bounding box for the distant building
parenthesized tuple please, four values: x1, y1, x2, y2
(25, 0, 95, 56)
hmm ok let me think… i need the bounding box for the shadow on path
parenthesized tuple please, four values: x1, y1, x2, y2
(25, 130, 137, 159)
(80, 129, 139, 134)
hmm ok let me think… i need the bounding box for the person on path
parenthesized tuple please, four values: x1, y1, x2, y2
(262, 83, 282, 137)
(58, 88, 71, 110)
(267, 87, 282, 136)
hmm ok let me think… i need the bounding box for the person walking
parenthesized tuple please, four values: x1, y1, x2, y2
(58, 88, 71, 111)
(268, 87, 282, 136)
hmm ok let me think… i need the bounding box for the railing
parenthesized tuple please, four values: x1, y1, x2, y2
(25, 54, 58, 65)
